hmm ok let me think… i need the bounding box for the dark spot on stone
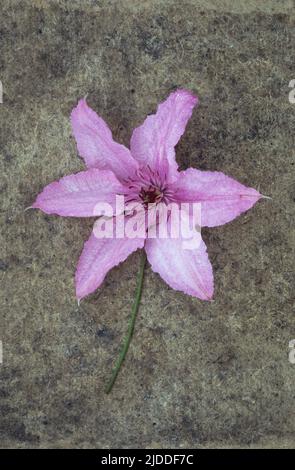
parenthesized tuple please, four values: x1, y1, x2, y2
(0, 420, 39, 443)
(64, 345, 81, 359)
(0, 183, 7, 194)
(137, 27, 165, 60)
(4, 153, 13, 163)
(246, 125, 258, 141)
(0, 260, 8, 271)
(0, 389, 9, 398)
(96, 326, 115, 342)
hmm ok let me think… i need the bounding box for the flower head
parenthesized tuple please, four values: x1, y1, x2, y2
(33, 90, 261, 301)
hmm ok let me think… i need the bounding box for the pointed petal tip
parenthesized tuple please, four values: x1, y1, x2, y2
(24, 205, 34, 212)
(75, 282, 85, 304)
(182, 286, 214, 301)
(175, 88, 199, 106)
(71, 97, 87, 116)
(75, 283, 87, 304)
(78, 97, 88, 107)
(260, 194, 272, 200)
(201, 289, 214, 302)
(70, 97, 90, 122)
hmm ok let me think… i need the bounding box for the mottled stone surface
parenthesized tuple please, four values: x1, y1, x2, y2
(0, 0, 295, 449)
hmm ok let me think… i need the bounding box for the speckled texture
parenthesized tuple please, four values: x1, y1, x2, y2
(1, 0, 295, 449)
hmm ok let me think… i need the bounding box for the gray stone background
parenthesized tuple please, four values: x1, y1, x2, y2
(1, 0, 295, 448)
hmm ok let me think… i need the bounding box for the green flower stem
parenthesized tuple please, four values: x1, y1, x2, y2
(105, 250, 146, 394)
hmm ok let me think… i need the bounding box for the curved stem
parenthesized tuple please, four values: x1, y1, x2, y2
(105, 250, 146, 394)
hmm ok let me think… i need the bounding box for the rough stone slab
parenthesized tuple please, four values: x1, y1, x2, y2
(0, 0, 295, 449)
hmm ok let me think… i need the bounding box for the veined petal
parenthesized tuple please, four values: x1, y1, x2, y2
(32, 169, 124, 217)
(171, 168, 261, 227)
(71, 99, 138, 181)
(130, 89, 198, 181)
(75, 219, 145, 300)
(145, 237, 213, 301)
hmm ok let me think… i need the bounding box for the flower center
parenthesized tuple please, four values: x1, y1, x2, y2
(139, 186, 163, 206)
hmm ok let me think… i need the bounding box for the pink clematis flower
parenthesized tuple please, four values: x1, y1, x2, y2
(33, 89, 261, 301)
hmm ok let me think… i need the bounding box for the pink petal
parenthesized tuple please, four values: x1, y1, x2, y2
(75, 221, 145, 300)
(130, 89, 198, 181)
(172, 168, 261, 227)
(145, 235, 214, 301)
(32, 169, 124, 217)
(71, 99, 138, 181)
